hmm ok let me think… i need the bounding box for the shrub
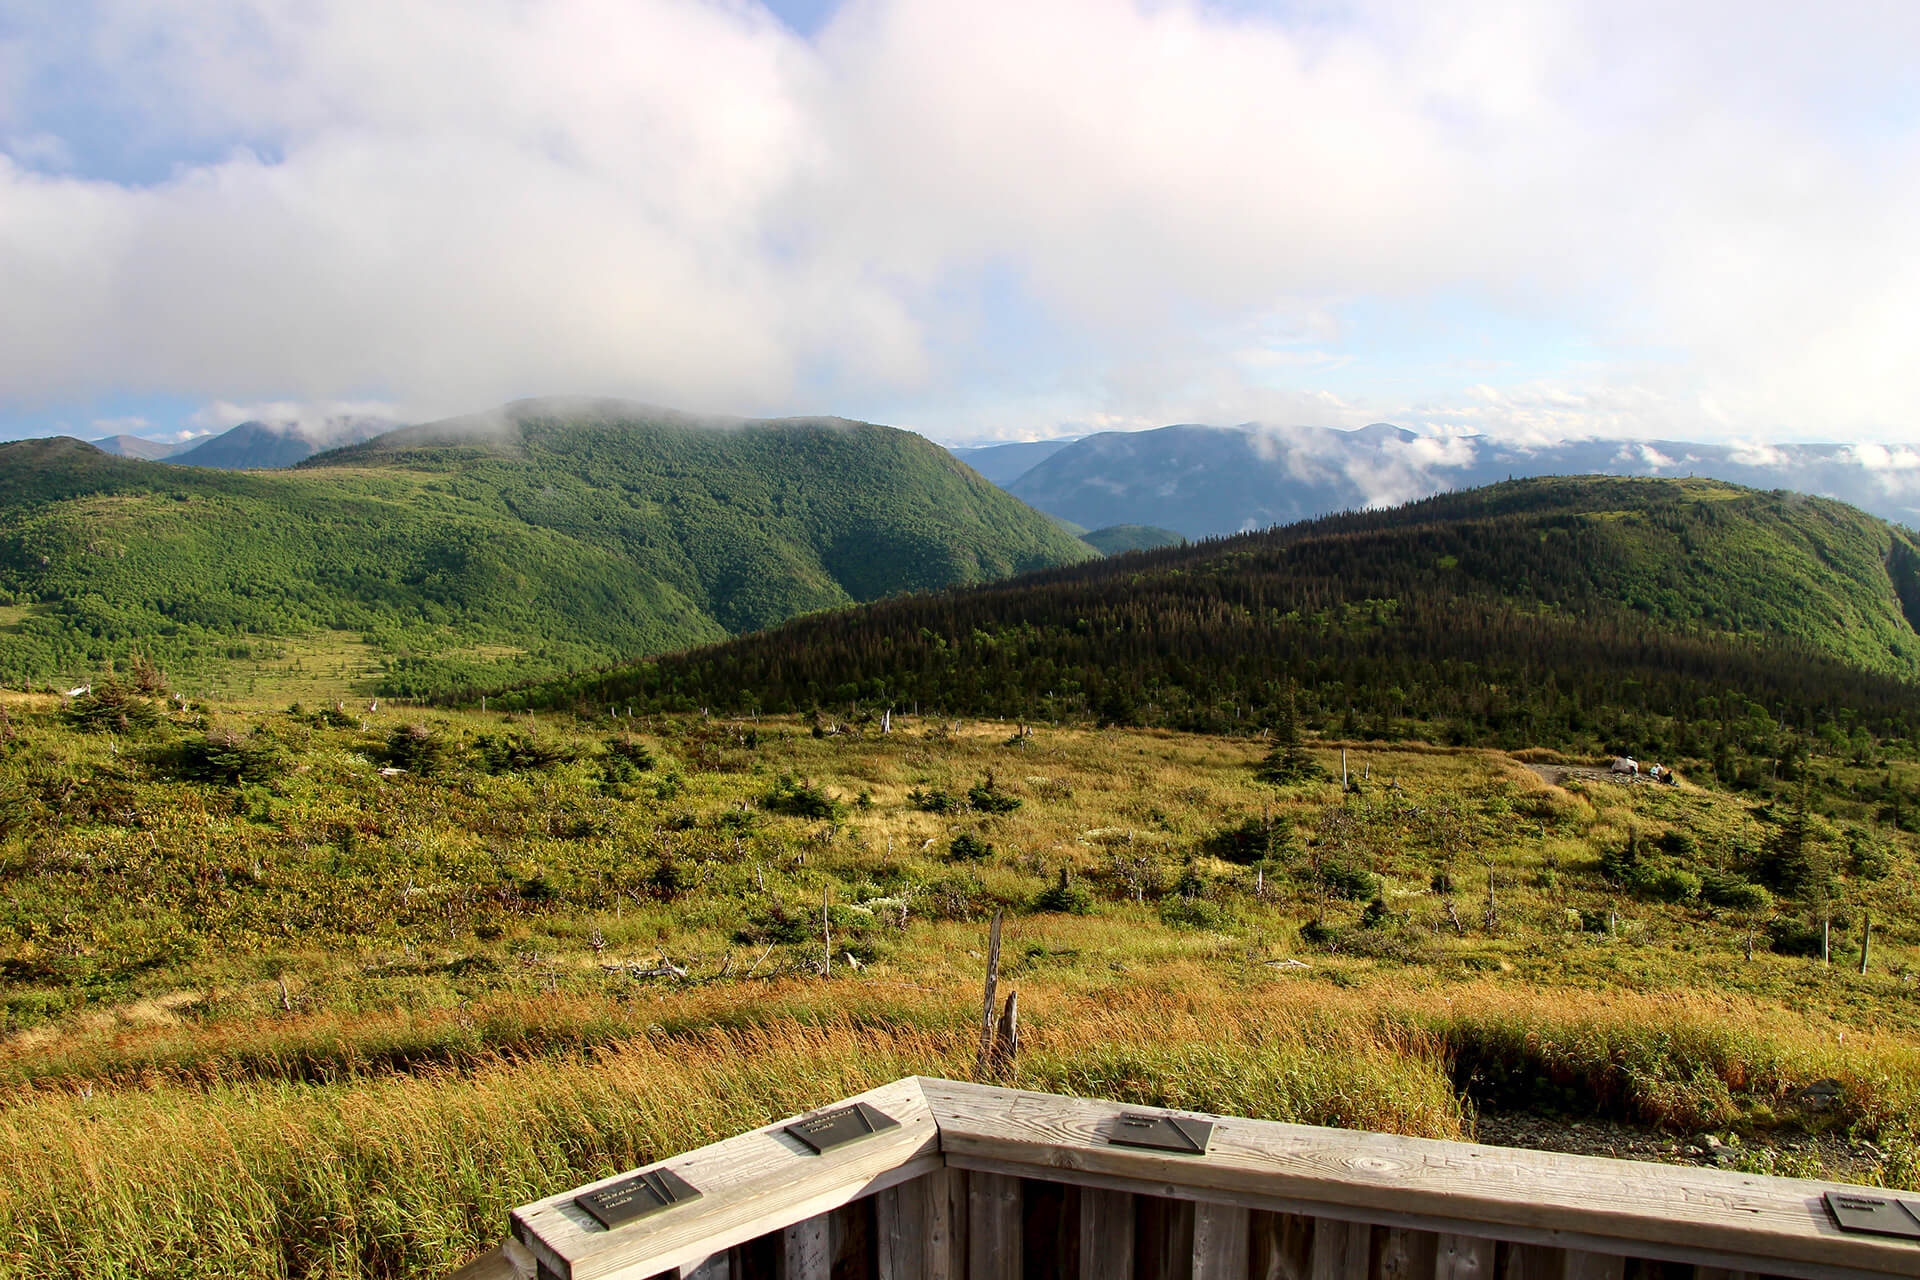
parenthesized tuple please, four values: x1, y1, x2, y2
(1312, 861, 1379, 901)
(604, 734, 656, 769)
(473, 730, 574, 773)
(1700, 870, 1771, 911)
(948, 832, 993, 861)
(1644, 867, 1702, 903)
(1160, 896, 1229, 930)
(1033, 870, 1092, 915)
(1766, 916, 1826, 958)
(907, 786, 961, 814)
(1656, 830, 1697, 857)
(649, 859, 694, 901)
(385, 723, 453, 775)
(736, 900, 815, 945)
(762, 773, 846, 820)
(1360, 896, 1393, 929)
(175, 728, 289, 785)
(966, 772, 1022, 814)
(1205, 817, 1285, 864)
(63, 682, 161, 734)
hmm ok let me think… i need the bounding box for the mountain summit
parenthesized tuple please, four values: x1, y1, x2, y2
(0, 401, 1090, 695)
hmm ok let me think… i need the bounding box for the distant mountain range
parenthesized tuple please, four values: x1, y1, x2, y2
(960, 423, 1920, 537)
(948, 438, 1077, 487)
(0, 400, 1091, 695)
(90, 434, 183, 461)
(88, 415, 397, 469)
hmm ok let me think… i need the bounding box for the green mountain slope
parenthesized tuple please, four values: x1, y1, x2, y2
(1081, 523, 1186, 555)
(507, 476, 1920, 752)
(0, 403, 1092, 695)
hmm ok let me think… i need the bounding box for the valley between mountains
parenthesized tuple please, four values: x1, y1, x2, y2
(4, 404, 1920, 1280)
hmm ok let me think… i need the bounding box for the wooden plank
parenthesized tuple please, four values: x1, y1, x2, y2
(1192, 1203, 1251, 1279)
(1434, 1235, 1497, 1280)
(874, 1169, 966, 1280)
(1139, 1195, 1196, 1280)
(925, 1168, 966, 1280)
(876, 1180, 927, 1280)
(1309, 1218, 1369, 1280)
(1560, 1253, 1624, 1280)
(778, 1215, 831, 1280)
(1080, 1188, 1137, 1280)
(917, 1078, 1920, 1279)
(510, 1078, 939, 1280)
(833, 1197, 874, 1280)
(1021, 1179, 1079, 1279)
(1499, 1243, 1561, 1280)
(1249, 1211, 1312, 1280)
(1370, 1226, 1436, 1280)
(967, 1171, 1021, 1280)
(1692, 1271, 1760, 1280)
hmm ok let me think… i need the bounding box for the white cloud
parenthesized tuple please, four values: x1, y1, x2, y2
(1, 0, 1919, 442)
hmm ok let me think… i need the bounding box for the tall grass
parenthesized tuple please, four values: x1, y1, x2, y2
(5, 978, 1917, 1279)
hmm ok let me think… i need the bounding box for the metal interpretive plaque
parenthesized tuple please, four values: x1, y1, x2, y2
(1109, 1112, 1214, 1155)
(1824, 1191, 1920, 1240)
(575, 1167, 701, 1230)
(785, 1101, 901, 1154)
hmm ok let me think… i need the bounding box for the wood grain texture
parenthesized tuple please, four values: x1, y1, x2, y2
(1192, 1203, 1251, 1279)
(1309, 1218, 1369, 1280)
(1435, 1235, 1498, 1280)
(1138, 1194, 1197, 1280)
(875, 1181, 926, 1280)
(1249, 1212, 1312, 1280)
(917, 1078, 1919, 1279)
(681, 1252, 731, 1280)
(966, 1171, 1021, 1280)
(511, 1077, 938, 1280)
(1370, 1227, 1436, 1280)
(778, 1215, 830, 1280)
(1080, 1188, 1136, 1280)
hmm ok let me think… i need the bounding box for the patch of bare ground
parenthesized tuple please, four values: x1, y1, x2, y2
(1471, 1109, 1885, 1182)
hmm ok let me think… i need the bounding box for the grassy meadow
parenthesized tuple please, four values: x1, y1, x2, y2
(2, 688, 1919, 1277)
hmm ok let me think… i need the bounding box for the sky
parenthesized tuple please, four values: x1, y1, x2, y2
(2, 0, 1918, 448)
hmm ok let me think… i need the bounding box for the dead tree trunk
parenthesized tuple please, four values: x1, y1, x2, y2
(977, 910, 1004, 1079)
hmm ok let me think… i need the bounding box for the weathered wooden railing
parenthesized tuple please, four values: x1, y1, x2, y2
(454, 1076, 1920, 1280)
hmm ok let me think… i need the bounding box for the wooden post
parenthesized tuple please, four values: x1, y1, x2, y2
(1434, 1234, 1496, 1280)
(1249, 1212, 1312, 1280)
(1372, 1228, 1437, 1280)
(1193, 1203, 1251, 1278)
(1308, 1218, 1369, 1280)
(1860, 915, 1872, 975)
(877, 1173, 966, 1280)
(978, 910, 1004, 1079)
(991, 990, 1020, 1080)
(966, 1172, 1021, 1280)
(1079, 1189, 1135, 1280)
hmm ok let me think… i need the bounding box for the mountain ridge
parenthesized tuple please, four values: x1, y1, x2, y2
(0, 403, 1091, 695)
(501, 475, 1920, 755)
(989, 422, 1920, 537)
